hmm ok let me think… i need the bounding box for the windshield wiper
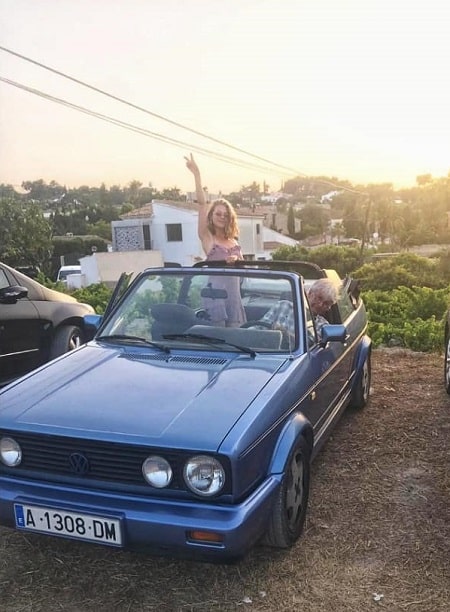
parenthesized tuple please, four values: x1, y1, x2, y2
(96, 334, 170, 353)
(163, 333, 256, 357)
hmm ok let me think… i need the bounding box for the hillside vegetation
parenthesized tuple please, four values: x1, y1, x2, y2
(272, 247, 450, 352)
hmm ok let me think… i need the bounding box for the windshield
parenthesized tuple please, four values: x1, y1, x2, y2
(99, 270, 300, 353)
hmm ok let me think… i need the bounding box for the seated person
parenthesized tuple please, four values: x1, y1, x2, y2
(261, 278, 339, 341)
(307, 278, 339, 337)
(261, 299, 295, 337)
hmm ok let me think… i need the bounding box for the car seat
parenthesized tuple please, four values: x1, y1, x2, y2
(150, 304, 198, 340)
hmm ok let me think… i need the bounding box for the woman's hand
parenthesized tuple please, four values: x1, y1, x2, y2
(184, 153, 199, 176)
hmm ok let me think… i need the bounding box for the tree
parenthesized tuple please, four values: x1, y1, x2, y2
(161, 186, 182, 201)
(21, 179, 65, 203)
(287, 205, 296, 237)
(298, 204, 329, 238)
(0, 199, 53, 271)
(0, 184, 20, 200)
(125, 180, 143, 207)
(239, 182, 260, 203)
(330, 222, 345, 244)
(342, 199, 366, 241)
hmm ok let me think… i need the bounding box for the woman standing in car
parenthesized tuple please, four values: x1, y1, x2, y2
(185, 154, 246, 327)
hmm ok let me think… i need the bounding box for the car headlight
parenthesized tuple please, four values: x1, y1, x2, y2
(0, 437, 22, 467)
(142, 455, 172, 488)
(183, 455, 225, 497)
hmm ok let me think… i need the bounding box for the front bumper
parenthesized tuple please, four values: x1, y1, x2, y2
(0, 474, 281, 562)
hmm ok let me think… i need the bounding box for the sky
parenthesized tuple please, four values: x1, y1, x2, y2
(0, 0, 449, 195)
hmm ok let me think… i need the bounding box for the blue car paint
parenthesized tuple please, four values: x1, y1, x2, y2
(0, 470, 282, 561)
(0, 343, 288, 451)
(0, 264, 371, 561)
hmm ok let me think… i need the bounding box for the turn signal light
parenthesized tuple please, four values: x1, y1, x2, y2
(187, 530, 223, 544)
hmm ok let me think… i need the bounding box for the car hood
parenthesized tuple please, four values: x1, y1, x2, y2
(0, 344, 287, 451)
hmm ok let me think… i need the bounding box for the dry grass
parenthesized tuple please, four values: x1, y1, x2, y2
(1, 349, 449, 612)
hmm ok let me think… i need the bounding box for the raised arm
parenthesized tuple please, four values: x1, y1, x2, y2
(185, 154, 212, 252)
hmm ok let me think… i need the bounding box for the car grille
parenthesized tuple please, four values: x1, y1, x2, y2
(0, 430, 230, 495)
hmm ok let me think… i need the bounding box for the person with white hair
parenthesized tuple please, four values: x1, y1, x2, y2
(306, 278, 339, 336)
(261, 278, 339, 341)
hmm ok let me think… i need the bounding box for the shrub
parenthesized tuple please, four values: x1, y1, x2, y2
(367, 317, 443, 352)
(71, 284, 113, 314)
(363, 286, 450, 351)
(272, 244, 365, 277)
(353, 254, 446, 290)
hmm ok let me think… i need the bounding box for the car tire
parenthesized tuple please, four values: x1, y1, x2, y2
(349, 351, 371, 409)
(444, 333, 450, 394)
(50, 325, 84, 359)
(264, 436, 310, 549)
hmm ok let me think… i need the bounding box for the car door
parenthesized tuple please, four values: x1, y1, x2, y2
(298, 284, 351, 443)
(309, 278, 365, 427)
(337, 276, 367, 381)
(0, 268, 42, 383)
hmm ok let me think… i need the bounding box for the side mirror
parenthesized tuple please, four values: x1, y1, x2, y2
(320, 324, 347, 345)
(83, 314, 103, 341)
(0, 285, 28, 304)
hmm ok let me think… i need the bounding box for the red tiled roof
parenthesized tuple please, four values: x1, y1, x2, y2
(120, 199, 205, 220)
(119, 203, 153, 219)
(119, 200, 269, 220)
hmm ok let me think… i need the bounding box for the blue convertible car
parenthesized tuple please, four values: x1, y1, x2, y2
(0, 261, 371, 562)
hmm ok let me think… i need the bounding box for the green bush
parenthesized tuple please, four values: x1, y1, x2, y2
(353, 253, 446, 290)
(363, 286, 450, 322)
(71, 284, 113, 314)
(367, 318, 444, 352)
(272, 244, 366, 277)
(363, 286, 450, 351)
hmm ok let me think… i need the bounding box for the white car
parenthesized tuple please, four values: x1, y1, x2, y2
(56, 265, 81, 284)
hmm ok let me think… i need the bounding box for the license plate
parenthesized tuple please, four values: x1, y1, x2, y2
(14, 504, 122, 546)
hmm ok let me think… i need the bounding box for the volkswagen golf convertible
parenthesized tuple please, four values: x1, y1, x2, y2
(0, 260, 371, 562)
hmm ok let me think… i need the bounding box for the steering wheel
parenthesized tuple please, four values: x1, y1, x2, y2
(240, 320, 273, 329)
(195, 308, 210, 321)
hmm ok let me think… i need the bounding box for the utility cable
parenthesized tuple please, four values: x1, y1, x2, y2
(0, 45, 303, 176)
(0, 76, 295, 177)
(0, 45, 367, 195)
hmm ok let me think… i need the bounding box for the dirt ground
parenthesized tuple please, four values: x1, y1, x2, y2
(0, 349, 449, 612)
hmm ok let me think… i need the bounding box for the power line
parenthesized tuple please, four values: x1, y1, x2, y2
(0, 44, 366, 195)
(0, 76, 294, 177)
(0, 44, 303, 176)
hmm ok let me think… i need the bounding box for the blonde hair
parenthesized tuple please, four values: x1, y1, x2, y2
(207, 199, 239, 239)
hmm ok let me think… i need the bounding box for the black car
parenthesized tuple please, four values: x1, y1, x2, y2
(0, 262, 95, 386)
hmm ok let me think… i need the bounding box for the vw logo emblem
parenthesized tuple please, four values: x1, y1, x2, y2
(69, 452, 90, 475)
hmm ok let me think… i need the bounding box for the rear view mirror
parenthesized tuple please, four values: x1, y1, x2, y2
(200, 287, 228, 300)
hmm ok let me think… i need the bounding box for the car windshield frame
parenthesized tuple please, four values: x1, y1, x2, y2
(97, 267, 306, 355)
